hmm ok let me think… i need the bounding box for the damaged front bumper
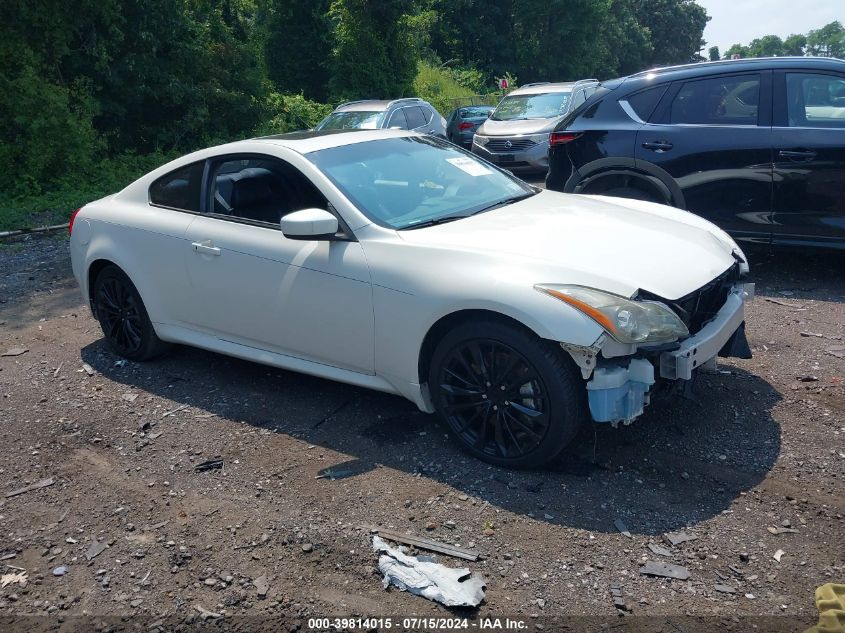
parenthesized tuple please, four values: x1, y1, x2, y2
(565, 282, 755, 426)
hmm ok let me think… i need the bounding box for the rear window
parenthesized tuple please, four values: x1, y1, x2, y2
(670, 74, 760, 125)
(316, 111, 385, 130)
(624, 85, 668, 121)
(149, 161, 204, 212)
(460, 107, 493, 118)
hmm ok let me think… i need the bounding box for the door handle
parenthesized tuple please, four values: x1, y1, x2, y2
(778, 149, 816, 160)
(191, 240, 221, 256)
(641, 141, 674, 152)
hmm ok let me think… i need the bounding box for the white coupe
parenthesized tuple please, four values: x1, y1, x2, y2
(70, 130, 754, 468)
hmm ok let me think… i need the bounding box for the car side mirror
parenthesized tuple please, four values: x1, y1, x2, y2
(280, 208, 339, 240)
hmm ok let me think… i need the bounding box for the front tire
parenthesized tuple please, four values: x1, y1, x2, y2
(92, 265, 170, 361)
(429, 320, 585, 468)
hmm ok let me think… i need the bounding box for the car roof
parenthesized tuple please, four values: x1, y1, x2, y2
(254, 128, 418, 153)
(624, 56, 845, 87)
(333, 98, 430, 112)
(509, 82, 578, 95)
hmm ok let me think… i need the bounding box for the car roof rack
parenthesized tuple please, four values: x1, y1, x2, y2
(571, 78, 599, 89)
(335, 99, 377, 110)
(387, 97, 426, 107)
(520, 82, 551, 88)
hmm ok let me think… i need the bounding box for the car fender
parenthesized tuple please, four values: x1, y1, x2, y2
(567, 157, 686, 209)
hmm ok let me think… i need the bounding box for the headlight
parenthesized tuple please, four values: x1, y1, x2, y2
(526, 133, 550, 144)
(473, 135, 489, 146)
(535, 284, 689, 344)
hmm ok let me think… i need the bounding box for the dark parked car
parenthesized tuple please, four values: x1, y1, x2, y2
(546, 57, 845, 250)
(445, 105, 494, 147)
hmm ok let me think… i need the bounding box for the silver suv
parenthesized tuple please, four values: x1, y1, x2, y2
(471, 79, 599, 173)
(314, 98, 447, 138)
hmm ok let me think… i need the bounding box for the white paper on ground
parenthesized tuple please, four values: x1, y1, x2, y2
(372, 535, 486, 607)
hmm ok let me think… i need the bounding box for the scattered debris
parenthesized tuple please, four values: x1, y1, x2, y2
(0, 553, 16, 561)
(648, 543, 673, 557)
(82, 363, 95, 376)
(614, 519, 632, 538)
(5, 477, 54, 498)
(826, 345, 845, 359)
(798, 375, 819, 383)
(315, 468, 354, 480)
(1, 347, 28, 357)
(52, 566, 67, 577)
(375, 528, 479, 562)
(194, 459, 224, 472)
(194, 604, 221, 620)
(113, 359, 128, 368)
(799, 331, 824, 338)
(0, 571, 28, 588)
(85, 540, 108, 561)
(254, 574, 269, 599)
(714, 584, 736, 594)
(162, 404, 190, 418)
(122, 392, 138, 402)
(664, 531, 697, 546)
(372, 535, 485, 607)
(610, 584, 629, 612)
(773, 549, 785, 563)
(764, 297, 806, 309)
(53, 363, 62, 377)
(640, 561, 691, 580)
(768, 527, 800, 535)
(301, 543, 313, 553)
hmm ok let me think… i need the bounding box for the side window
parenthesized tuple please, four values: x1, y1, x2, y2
(670, 74, 760, 125)
(786, 73, 845, 128)
(149, 162, 204, 212)
(571, 90, 586, 109)
(419, 106, 433, 124)
(387, 108, 408, 129)
(625, 85, 668, 121)
(210, 156, 327, 226)
(404, 106, 427, 129)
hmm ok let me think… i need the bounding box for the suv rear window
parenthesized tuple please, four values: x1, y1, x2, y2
(625, 85, 668, 121)
(670, 74, 760, 125)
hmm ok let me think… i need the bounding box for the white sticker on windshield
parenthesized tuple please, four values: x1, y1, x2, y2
(446, 157, 493, 177)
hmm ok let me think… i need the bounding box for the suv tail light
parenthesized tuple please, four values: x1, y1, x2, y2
(458, 122, 475, 130)
(549, 132, 582, 146)
(69, 207, 82, 235)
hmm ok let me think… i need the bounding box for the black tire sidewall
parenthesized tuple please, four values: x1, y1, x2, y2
(93, 266, 167, 361)
(429, 320, 585, 469)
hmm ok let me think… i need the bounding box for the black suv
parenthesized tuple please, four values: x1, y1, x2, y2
(546, 57, 845, 250)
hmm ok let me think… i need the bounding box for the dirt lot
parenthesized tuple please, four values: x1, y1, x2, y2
(0, 233, 842, 632)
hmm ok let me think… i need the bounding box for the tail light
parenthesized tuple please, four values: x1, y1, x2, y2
(458, 122, 475, 130)
(549, 132, 582, 146)
(69, 207, 82, 236)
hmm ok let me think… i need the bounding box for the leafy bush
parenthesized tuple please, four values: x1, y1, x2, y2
(258, 93, 334, 134)
(413, 61, 476, 116)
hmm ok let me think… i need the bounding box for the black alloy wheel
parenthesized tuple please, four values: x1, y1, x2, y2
(93, 265, 169, 361)
(430, 320, 585, 468)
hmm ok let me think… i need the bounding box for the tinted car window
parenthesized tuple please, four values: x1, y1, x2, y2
(670, 75, 760, 125)
(786, 73, 845, 128)
(315, 111, 384, 130)
(149, 162, 204, 212)
(387, 108, 408, 129)
(626, 85, 668, 121)
(405, 106, 427, 129)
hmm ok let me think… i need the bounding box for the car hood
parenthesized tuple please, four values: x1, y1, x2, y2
(397, 191, 738, 301)
(476, 117, 559, 136)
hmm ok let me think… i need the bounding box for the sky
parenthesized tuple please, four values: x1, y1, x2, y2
(697, 0, 843, 54)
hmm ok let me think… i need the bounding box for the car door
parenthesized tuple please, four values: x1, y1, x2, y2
(771, 69, 845, 247)
(635, 71, 774, 243)
(183, 153, 375, 374)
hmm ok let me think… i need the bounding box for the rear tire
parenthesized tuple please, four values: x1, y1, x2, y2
(428, 320, 586, 469)
(92, 265, 170, 361)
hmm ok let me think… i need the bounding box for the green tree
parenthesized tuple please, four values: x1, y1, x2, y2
(783, 33, 807, 56)
(634, 0, 709, 66)
(263, 0, 333, 101)
(600, 0, 653, 76)
(747, 34, 785, 57)
(723, 43, 749, 59)
(327, 0, 426, 100)
(806, 21, 845, 58)
(708, 45, 720, 61)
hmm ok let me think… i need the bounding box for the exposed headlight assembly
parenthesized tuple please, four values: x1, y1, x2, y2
(473, 134, 489, 146)
(526, 132, 550, 144)
(535, 284, 689, 344)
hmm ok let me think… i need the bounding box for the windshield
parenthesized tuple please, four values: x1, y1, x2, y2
(491, 92, 571, 120)
(315, 111, 385, 130)
(307, 136, 535, 230)
(460, 106, 493, 119)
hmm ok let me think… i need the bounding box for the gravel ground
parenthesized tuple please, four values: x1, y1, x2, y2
(0, 232, 842, 632)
